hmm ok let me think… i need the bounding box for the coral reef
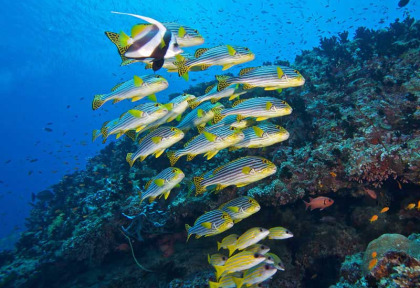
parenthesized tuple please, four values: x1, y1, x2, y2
(1, 17, 419, 288)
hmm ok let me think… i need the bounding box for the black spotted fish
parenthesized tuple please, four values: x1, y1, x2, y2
(185, 210, 234, 241)
(214, 97, 292, 122)
(166, 126, 244, 165)
(92, 75, 168, 110)
(216, 65, 305, 91)
(126, 126, 184, 166)
(138, 167, 184, 204)
(92, 102, 170, 143)
(193, 156, 277, 195)
(229, 123, 290, 151)
(175, 45, 255, 80)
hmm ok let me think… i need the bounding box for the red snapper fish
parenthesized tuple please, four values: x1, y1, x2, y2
(304, 196, 334, 211)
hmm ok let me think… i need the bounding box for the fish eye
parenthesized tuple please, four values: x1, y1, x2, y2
(259, 228, 263, 232)
(263, 159, 269, 164)
(172, 168, 177, 173)
(254, 253, 259, 258)
(222, 256, 227, 260)
(170, 127, 177, 132)
(174, 43, 179, 47)
(248, 199, 253, 204)
(286, 230, 291, 234)
(194, 29, 198, 33)
(156, 75, 161, 78)
(154, 103, 160, 106)
(245, 47, 249, 51)
(265, 264, 270, 270)
(281, 100, 286, 104)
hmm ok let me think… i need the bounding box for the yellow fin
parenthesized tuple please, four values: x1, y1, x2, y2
(133, 75, 143, 87)
(197, 109, 204, 118)
(116, 132, 124, 139)
(232, 99, 246, 107)
(151, 136, 162, 144)
(213, 265, 227, 281)
(160, 37, 166, 48)
(132, 96, 142, 102)
(135, 126, 145, 133)
(264, 86, 279, 91)
(178, 26, 186, 38)
(215, 75, 231, 91)
(154, 149, 165, 158)
(131, 24, 149, 38)
(227, 245, 236, 257)
(256, 117, 268, 121)
(125, 130, 137, 141)
(243, 83, 255, 90)
(242, 166, 252, 174)
(186, 154, 197, 161)
(201, 222, 212, 229)
(119, 30, 131, 47)
(167, 151, 180, 166)
(232, 277, 244, 288)
(176, 114, 182, 121)
(253, 126, 265, 137)
(205, 150, 219, 160)
(111, 81, 126, 91)
(126, 153, 135, 167)
(266, 101, 273, 111)
(277, 66, 284, 78)
(222, 63, 235, 70)
(92, 95, 105, 110)
(148, 196, 156, 203)
(236, 115, 245, 122)
(203, 131, 217, 142)
(163, 190, 170, 200)
(226, 45, 236, 56)
(154, 179, 165, 187)
(164, 103, 173, 111)
(277, 88, 283, 93)
(185, 224, 192, 242)
(239, 67, 257, 75)
(194, 48, 209, 58)
(113, 98, 122, 104)
(197, 124, 206, 133)
(147, 94, 157, 102)
(227, 206, 240, 213)
(236, 183, 249, 187)
(128, 109, 144, 118)
(205, 84, 216, 94)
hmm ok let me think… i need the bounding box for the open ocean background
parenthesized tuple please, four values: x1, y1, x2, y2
(0, 0, 418, 250)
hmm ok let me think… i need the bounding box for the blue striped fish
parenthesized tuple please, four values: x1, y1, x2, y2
(176, 102, 224, 132)
(229, 123, 290, 151)
(219, 196, 261, 223)
(126, 126, 184, 166)
(216, 65, 305, 91)
(138, 167, 184, 204)
(92, 102, 169, 143)
(217, 234, 239, 251)
(265, 252, 285, 271)
(233, 263, 277, 288)
(92, 75, 168, 110)
(227, 227, 270, 256)
(185, 210, 233, 241)
(193, 156, 277, 195)
(215, 97, 292, 122)
(268, 227, 293, 239)
(244, 244, 270, 255)
(188, 83, 247, 109)
(167, 126, 244, 165)
(175, 45, 255, 80)
(140, 94, 196, 133)
(208, 274, 238, 288)
(213, 251, 266, 280)
(208, 253, 228, 266)
(109, 12, 183, 71)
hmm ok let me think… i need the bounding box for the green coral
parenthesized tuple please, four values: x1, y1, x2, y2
(47, 213, 65, 238)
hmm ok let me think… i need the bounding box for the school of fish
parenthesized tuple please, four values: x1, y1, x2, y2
(92, 12, 306, 287)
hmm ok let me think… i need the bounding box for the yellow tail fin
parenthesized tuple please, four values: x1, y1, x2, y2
(92, 95, 105, 110)
(217, 241, 222, 251)
(227, 244, 236, 256)
(92, 130, 100, 142)
(193, 176, 206, 195)
(167, 151, 180, 166)
(232, 277, 244, 288)
(208, 281, 219, 288)
(185, 224, 192, 242)
(126, 153, 135, 167)
(215, 75, 231, 91)
(100, 121, 110, 141)
(213, 265, 226, 281)
(174, 59, 190, 81)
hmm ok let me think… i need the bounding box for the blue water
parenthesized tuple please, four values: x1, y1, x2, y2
(0, 0, 417, 250)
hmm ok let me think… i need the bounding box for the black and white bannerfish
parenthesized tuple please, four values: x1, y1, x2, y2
(92, 102, 170, 143)
(188, 83, 247, 109)
(166, 126, 244, 165)
(216, 65, 305, 91)
(92, 75, 168, 110)
(126, 126, 184, 166)
(214, 97, 292, 122)
(176, 102, 224, 133)
(175, 45, 255, 80)
(229, 122, 290, 151)
(138, 167, 185, 204)
(109, 12, 183, 71)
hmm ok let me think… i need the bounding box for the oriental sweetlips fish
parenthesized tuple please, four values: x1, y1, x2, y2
(216, 65, 305, 91)
(175, 45, 255, 80)
(229, 122, 290, 151)
(219, 196, 261, 223)
(108, 12, 183, 71)
(92, 102, 170, 143)
(92, 75, 168, 110)
(138, 167, 184, 204)
(126, 126, 184, 166)
(185, 209, 234, 241)
(193, 156, 277, 195)
(166, 126, 244, 165)
(214, 97, 293, 122)
(188, 83, 247, 109)
(176, 101, 224, 132)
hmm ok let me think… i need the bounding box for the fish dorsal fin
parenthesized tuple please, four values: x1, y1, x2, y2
(205, 84, 216, 94)
(203, 131, 217, 142)
(111, 81, 127, 91)
(184, 134, 200, 147)
(277, 67, 284, 78)
(178, 26, 186, 38)
(131, 24, 150, 38)
(239, 67, 257, 76)
(253, 126, 265, 137)
(194, 48, 209, 58)
(133, 75, 143, 87)
(232, 99, 247, 107)
(266, 101, 273, 111)
(226, 45, 236, 56)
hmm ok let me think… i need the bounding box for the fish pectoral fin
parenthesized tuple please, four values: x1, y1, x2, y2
(163, 190, 171, 200)
(151, 136, 162, 144)
(264, 86, 279, 91)
(135, 126, 145, 133)
(236, 183, 249, 187)
(253, 126, 265, 137)
(133, 75, 144, 87)
(205, 150, 219, 160)
(227, 206, 240, 213)
(203, 131, 217, 142)
(154, 179, 165, 187)
(233, 219, 242, 224)
(201, 222, 212, 229)
(131, 96, 142, 102)
(148, 196, 156, 203)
